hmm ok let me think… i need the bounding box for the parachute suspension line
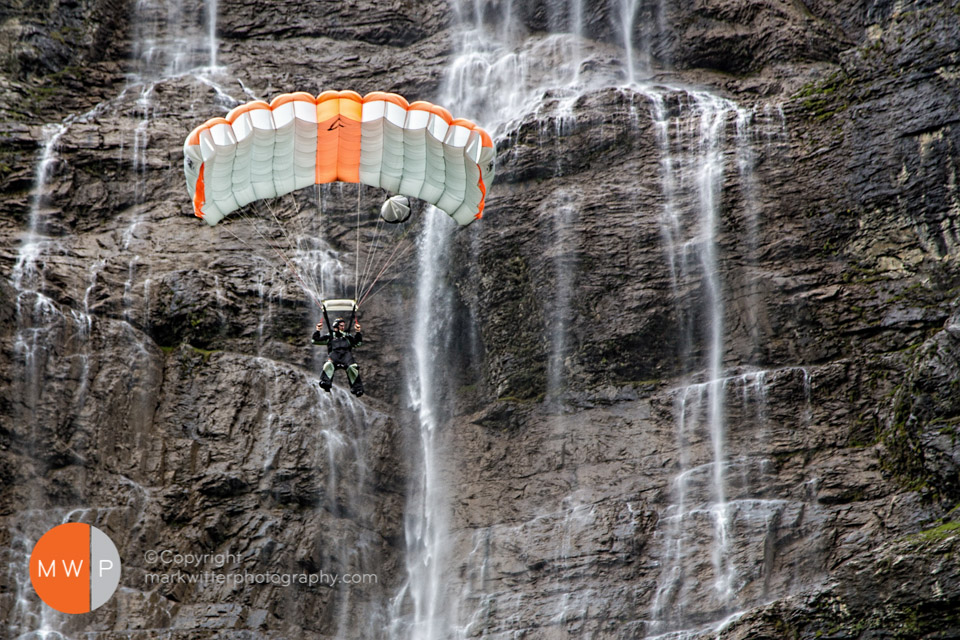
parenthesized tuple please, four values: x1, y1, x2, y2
(268, 239, 326, 311)
(220, 224, 265, 274)
(356, 193, 389, 300)
(289, 193, 306, 252)
(356, 189, 372, 296)
(232, 206, 284, 258)
(357, 242, 413, 309)
(357, 220, 411, 305)
(232, 203, 293, 267)
(357, 233, 417, 308)
(236, 205, 297, 272)
(355, 188, 361, 300)
(316, 185, 324, 301)
(220, 218, 323, 310)
(269, 199, 327, 311)
(286, 192, 320, 300)
(260, 196, 328, 309)
(261, 197, 306, 272)
(230, 204, 324, 310)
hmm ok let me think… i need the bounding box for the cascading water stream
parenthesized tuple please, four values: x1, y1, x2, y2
(391, 207, 455, 640)
(645, 94, 810, 638)
(645, 90, 747, 636)
(12, 124, 69, 362)
(386, 3, 554, 633)
(628, 39, 771, 621)
(130, 0, 219, 81)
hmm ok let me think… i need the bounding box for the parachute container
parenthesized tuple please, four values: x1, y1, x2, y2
(380, 195, 411, 224)
(184, 91, 495, 227)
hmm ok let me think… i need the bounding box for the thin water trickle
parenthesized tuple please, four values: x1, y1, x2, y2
(546, 189, 580, 406)
(13, 124, 67, 302)
(10, 124, 73, 447)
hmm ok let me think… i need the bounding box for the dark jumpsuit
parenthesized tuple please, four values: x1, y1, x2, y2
(312, 328, 363, 395)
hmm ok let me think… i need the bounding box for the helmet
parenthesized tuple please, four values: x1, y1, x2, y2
(333, 317, 345, 327)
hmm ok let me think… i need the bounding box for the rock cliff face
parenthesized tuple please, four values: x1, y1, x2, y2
(1, 1, 959, 639)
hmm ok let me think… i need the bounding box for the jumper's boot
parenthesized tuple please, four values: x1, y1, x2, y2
(347, 364, 363, 397)
(319, 360, 335, 392)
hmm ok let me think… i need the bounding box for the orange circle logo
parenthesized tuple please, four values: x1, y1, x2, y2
(30, 523, 121, 614)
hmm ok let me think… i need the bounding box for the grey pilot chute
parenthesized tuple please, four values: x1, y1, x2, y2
(380, 195, 411, 224)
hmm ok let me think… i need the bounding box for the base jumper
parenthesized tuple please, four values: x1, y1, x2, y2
(312, 317, 364, 397)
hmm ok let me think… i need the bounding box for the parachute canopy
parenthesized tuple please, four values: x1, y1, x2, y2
(183, 90, 495, 226)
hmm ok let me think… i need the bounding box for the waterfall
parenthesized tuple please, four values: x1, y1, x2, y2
(392, 208, 455, 640)
(644, 91, 811, 638)
(391, 2, 622, 638)
(392, 2, 592, 636)
(0, 0, 824, 636)
(12, 121, 70, 454)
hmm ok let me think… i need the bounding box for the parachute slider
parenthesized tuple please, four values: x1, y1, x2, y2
(322, 299, 358, 312)
(321, 299, 359, 329)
